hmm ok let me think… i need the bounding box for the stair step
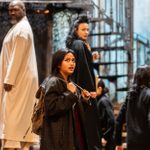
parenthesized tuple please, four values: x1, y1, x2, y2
(90, 17, 113, 25)
(99, 74, 128, 81)
(90, 32, 123, 36)
(93, 61, 129, 65)
(117, 87, 128, 91)
(92, 46, 125, 51)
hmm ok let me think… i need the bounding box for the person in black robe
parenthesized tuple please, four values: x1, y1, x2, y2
(40, 49, 92, 150)
(116, 65, 150, 150)
(66, 14, 101, 150)
(96, 79, 115, 150)
(126, 65, 150, 150)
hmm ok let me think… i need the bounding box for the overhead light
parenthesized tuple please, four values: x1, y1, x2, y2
(34, 9, 50, 14)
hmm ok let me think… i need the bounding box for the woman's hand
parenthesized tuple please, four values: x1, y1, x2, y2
(90, 91, 97, 99)
(67, 82, 76, 93)
(101, 138, 107, 147)
(81, 90, 97, 100)
(92, 51, 100, 61)
(116, 145, 124, 150)
(81, 89, 91, 101)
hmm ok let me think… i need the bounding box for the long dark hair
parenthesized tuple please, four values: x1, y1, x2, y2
(51, 48, 75, 76)
(128, 65, 150, 100)
(66, 14, 89, 49)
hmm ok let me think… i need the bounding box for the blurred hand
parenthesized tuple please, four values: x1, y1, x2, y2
(92, 51, 100, 61)
(116, 145, 124, 150)
(90, 91, 97, 99)
(4, 83, 13, 92)
(81, 89, 90, 101)
(101, 138, 107, 147)
(67, 82, 76, 93)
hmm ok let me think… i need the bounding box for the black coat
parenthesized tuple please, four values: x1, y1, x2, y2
(115, 97, 127, 145)
(127, 87, 150, 150)
(69, 40, 101, 150)
(40, 74, 88, 150)
(115, 87, 150, 150)
(97, 94, 115, 150)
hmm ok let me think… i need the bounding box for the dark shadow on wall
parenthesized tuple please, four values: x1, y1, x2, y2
(28, 13, 49, 84)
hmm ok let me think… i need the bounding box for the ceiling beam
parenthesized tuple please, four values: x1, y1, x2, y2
(0, 0, 72, 3)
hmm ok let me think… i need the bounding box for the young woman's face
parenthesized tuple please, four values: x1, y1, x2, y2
(76, 23, 89, 41)
(59, 53, 76, 78)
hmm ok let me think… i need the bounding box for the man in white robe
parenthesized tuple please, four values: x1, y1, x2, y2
(0, 0, 39, 149)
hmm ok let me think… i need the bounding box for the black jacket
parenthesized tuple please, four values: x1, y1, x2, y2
(115, 98, 127, 145)
(115, 87, 150, 150)
(40, 74, 88, 150)
(97, 94, 115, 150)
(97, 95, 115, 139)
(69, 40, 101, 150)
(127, 87, 150, 150)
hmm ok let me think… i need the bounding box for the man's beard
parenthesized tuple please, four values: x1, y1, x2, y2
(10, 18, 18, 25)
(10, 16, 23, 25)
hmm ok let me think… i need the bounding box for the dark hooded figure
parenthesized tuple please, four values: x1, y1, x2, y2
(66, 14, 101, 150)
(115, 65, 150, 150)
(126, 65, 150, 150)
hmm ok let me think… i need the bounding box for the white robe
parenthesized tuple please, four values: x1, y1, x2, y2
(0, 16, 39, 142)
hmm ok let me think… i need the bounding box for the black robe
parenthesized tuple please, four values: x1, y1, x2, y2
(70, 39, 101, 150)
(116, 87, 150, 150)
(115, 97, 127, 146)
(127, 87, 150, 150)
(40, 74, 88, 150)
(97, 94, 115, 150)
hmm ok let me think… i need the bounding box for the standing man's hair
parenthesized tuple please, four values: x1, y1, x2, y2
(9, 0, 26, 12)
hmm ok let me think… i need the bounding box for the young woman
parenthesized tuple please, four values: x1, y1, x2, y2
(40, 49, 91, 150)
(96, 79, 115, 150)
(66, 15, 101, 150)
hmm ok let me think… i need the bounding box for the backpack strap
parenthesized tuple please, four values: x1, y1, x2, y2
(23, 75, 52, 138)
(36, 75, 52, 99)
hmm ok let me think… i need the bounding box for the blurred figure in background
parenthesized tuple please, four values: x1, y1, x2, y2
(125, 65, 150, 150)
(96, 79, 115, 150)
(116, 65, 150, 150)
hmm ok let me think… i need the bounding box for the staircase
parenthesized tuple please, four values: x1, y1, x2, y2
(88, 0, 134, 101)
